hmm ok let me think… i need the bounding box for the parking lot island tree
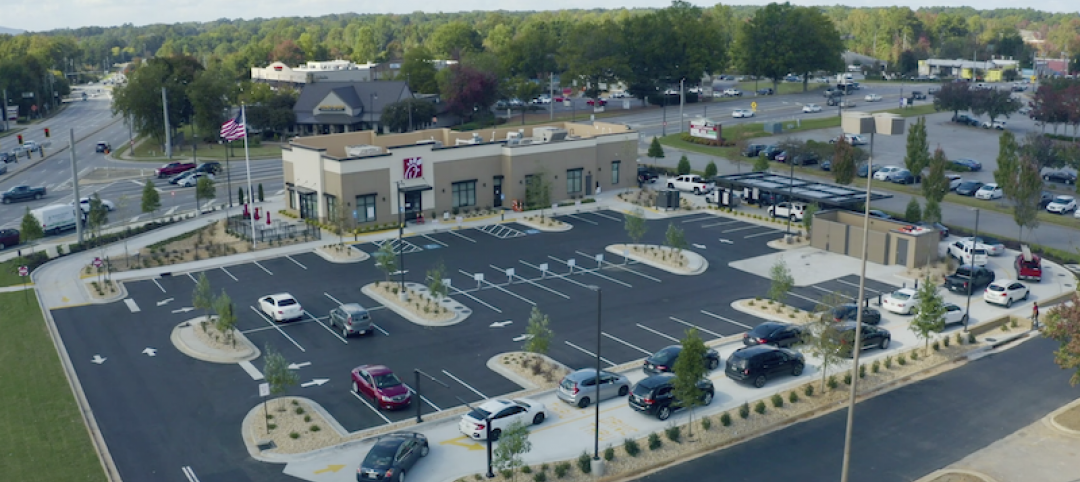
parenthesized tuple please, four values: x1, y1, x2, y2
(141, 179, 160, 218)
(328, 206, 351, 247)
(806, 291, 850, 392)
(1011, 157, 1043, 241)
(492, 419, 532, 481)
(832, 136, 856, 186)
(676, 155, 691, 175)
(971, 88, 1021, 126)
(903, 117, 930, 176)
(910, 276, 947, 351)
(1044, 292, 1080, 386)
(993, 131, 1021, 197)
(672, 327, 708, 437)
(213, 290, 237, 345)
(802, 203, 819, 235)
(522, 306, 553, 360)
(664, 222, 687, 260)
(933, 81, 973, 119)
(87, 193, 109, 239)
(768, 257, 794, 305)
(192, 272, 214, 322)
(196, 175, 216, 211)
(624, 208, 648, 252)
(426, 260, 448, 301)
(263, 344, 299, 419)
(19, 207, 44, 254)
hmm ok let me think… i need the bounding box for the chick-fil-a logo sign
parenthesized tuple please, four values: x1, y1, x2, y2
(403, 157, 423, 179)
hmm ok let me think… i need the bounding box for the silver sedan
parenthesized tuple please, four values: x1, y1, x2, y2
(556, 368, 631, 408)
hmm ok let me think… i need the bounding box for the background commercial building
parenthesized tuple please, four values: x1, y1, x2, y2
(281, 122, 638, 228)
(292, 81, 414, 135)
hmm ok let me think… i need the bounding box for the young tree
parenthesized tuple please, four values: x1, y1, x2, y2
(904, 198, 923, 223)
(664, 222, 687, 255)
(258, 183, 265, 202)
(676, 155, 691, 175)
(806, 291, 849, 392)
(195, 175, 216, 212)
(426, 260, 448, 301)
(624, 208, 648, 247)
(1012, 157, 1044, 241)
(1044, 292, 1080, 386)
(192, 272, 214, 321)
(993, 130, 1021, 196)
(922, 147, 949, 205)
(832, 136, 856, 185)
(375, 242, 398, 282)
(903, 117, 930, 176)
(923, 199, 943, 225)
(801, 203, 819, 235)
(19, 207, 44, 253)
(87, 193, 109, 238)
(752, 154, 770, 173)
(768, 257, 794, 305)
(671, 327, 709, 436)
(492, 420, 532, 478)
(141, 179, 161, 217)
(704, 161, 718, 178)
(238, 187, 246, 205)
(328, 206, 351, 247)
(522, 306, 553, 358)
(213, 290, 237, 344)
(910, 276, 947, 351)
(263, 344, 299, 408)
(647, 137, 665, 162)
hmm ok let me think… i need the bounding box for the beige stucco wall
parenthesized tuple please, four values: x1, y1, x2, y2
(812, 210, 936, 269)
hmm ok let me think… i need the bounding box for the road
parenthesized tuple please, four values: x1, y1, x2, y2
(639, 335, 1080, 482)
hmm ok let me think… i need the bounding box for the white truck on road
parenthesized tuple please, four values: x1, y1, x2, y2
(666, 175, 713, 195)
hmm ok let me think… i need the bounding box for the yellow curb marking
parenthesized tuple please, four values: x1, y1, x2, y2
(438, 435, 485, 451)
(314, 464, 345, 474)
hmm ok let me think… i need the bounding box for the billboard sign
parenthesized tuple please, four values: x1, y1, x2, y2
(689, 118, 720, 141)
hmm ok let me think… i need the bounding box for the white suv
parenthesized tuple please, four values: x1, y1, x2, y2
(768, 202, 807, 221)
(948, 240, 988, 266)
(983, 279, 1028, 308)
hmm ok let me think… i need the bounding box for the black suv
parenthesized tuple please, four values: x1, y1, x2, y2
(725, 345, 805, 388)
(829, 303, 882, 325)
(743, 144, 766, 157)
(743, 321, 804, 348)
(910, 91, 926, 100)
(637, 166, 659, 184)
(628, 373, 714, 420)
(195, 162, 222, 174)
(643, 345, 721, 375)
(829, 322, 891, 358)
(759, 145, 784, 160)
(944, 264, 996, 294)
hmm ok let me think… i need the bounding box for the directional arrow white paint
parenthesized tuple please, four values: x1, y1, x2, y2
(512, 334, 534, 342)
(288, 362, 311, 370)
(490, 321, 513, 328)
(300, 378, 330, 388)
(171, 307, 194, 314)
(142, 348, 157, 357)
(719, 238, 734, 244)
(91, 355, 107, 364)
(692, 243, 706, 249)
(156, 298, 174, 306)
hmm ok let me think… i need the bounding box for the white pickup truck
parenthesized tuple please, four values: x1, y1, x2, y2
(666, 175, 713, 195)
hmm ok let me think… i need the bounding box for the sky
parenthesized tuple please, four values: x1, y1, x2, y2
(4, 0, 1079, 32)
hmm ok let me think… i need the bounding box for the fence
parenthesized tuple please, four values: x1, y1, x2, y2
(226, 216, 320, 244)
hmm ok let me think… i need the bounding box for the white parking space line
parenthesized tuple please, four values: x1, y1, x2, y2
(680, 216, 715, 224)
(722, 224, 768, 234)
(786, 290, 825, 306)
(698, 310, 753, 330)
(181, 466, 201, 482)
(441, 370, 488, 399)
(248, 306, 306, 352)
(602, 332, 653, 356)
(220, 267, 238, 281)
(165, 206, 178, 216)
(187, 273, 198, 284)
(588, 211, 622, 222)
(574, 251, 662, 282)
(422, 234, 448, 247)
(669, 316, 725, 338)
(446, 284, 502, 313)
(459, 269, 536, 306)
(744, 229, 782, 239)
(240, 317, 319, 334)
(564, 213, 599, 225)
(253, 261, 273, 275)
(124, 298, 140, 313)
(324, 292, 345, 305)
(350, 390, 392, 423)
(404, 383, 442, 411)
(489, 264, 571, 299)
(810, 285, 855, 299)
(238, 360, 264, 380)
(564, 341, 616, 366)
(152, 279, 166, 293)
(548, 256, 633, 288)
(305, 311, 348, 345)
(700, 219, 742, 228)
(636, 323, 680, 343)
(836, 278, 887, 294)
(447, 230, 477, 243)
(286, 255, 308, 270)
(520, 260, 594, 290)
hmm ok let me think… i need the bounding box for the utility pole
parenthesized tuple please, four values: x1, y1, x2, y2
(549, 72, 554, 121)
(2, 88, 9, 132)
(679, 79, 685, 134)
(161, 87, 172, 159)
(69, 129, 84, 244)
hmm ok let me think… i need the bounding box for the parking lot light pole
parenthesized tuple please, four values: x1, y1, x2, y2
(397, 181, 406, 300)
(785, 159, 795, 237)
(589, 285, 604, 474)
(964, 208, 980, 332)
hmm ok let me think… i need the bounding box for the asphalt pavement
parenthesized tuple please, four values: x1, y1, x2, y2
(638, 335, 1080, 482)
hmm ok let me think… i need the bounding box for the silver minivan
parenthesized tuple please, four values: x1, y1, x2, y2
(557, 369, 631, 408)
(329, 303, 373, 337)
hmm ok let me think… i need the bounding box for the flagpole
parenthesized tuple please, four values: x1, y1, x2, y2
(242, 104, 257, 249)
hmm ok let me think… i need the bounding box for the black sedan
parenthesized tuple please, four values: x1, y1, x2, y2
(956, 180, 985, 196)
(830, 303, 882, 325)
(357, 432, 429, 482)
(743, 321, 804, 348)
(757, 88, 774, 95)
(643, 345, 721, 374)
(760, 145, 784, 160)
(1043, 170, 1077, 185)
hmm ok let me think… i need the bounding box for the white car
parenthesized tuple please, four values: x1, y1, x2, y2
(723, 88, 742, 97)
(259, 293, 304, 322)
(802, 104, 822, 113)
(981, 120, 1007, 130)
(873, 166, 903, 181)
(459, 399, 546, 440)
(882, 288, 918, 315)
(947, 174, 963, 190)
(974, 183, 1003, 200)
(943, 303, 968, 326)
(732, 108, 754, 118)
(178, 172, 214, 187)
(532, 95, 551, 105)
(962, 236, 1005, 256)
(983, 279, 1029, 308)
(72, 197, 116, 213)
(949, 240, 989, 266)
(864, 93, 882, 102)
(1046, 195, 1076, 214)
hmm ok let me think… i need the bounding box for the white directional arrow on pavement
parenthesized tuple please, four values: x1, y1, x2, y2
(692, 243, 706, 249)
(490, 321, 513, 328)
(142, 348, 157, 357)
(157, 298, 174, 306)
(512, 334, 534, 342)
(301, 378, 330, 388)
(288, 362, 311, 370)
(719, 238, 734, 244)
(91, 355, 107, 364)
(171, 307, 194, 314)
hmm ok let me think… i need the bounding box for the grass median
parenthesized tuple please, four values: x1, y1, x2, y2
(0, 290, 106, 482)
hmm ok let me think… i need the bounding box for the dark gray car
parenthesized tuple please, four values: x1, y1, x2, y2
(557, 368, 631, 408)
(329, 303, 373, 337)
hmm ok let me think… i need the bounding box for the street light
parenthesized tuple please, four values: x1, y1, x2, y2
(587, 285, 605, 476)
(397, 180, 406, 300)
(964, 208, 980, 332)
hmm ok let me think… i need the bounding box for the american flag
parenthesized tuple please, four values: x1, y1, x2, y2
(220, 110, 246, 141)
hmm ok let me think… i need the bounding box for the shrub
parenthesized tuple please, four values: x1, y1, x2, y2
(955, 333, 963, 345)
(754, 400, 767, 414)
(304, 415, 311, 422)
(943, 336, 951, 347)
(541, 464, 549, 472)
(884, 356, 893, 369)
(554, 462, 571, 478)
(1010, 317, 1019, 328)
(898, 354, 908, 365)
(500, 469, 514, 479)
(701, 416, 712, 431)
(310, 425, 320, 432)
(872, 360, 881, 373)
(843, 372, 853, 385)
(720, 412, 732, 426)
(623, 438, 641, 457)
(604, 446, 615, 461)
(267, 423, 277, 430)
(932, 340, 940, 351)
(968, 333, 977, 344)
(804, 384, 815, 397)
(289, 432, 300, 439)
(665, 425, 681, 442)
(739, 402, 751, 419)
(771, 394, 784, 408)
(648, 432, 662, 450)
(576, 452, 591, 474)
(911, 350, 920, 360)
(522, 466, 533, 474)
(859, 364, 867, 378)
(534, 472, 547, 482)
(827, 375, 839, 390)
(789, 391, 800, 403)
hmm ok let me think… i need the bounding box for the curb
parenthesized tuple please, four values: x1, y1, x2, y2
(242, 396, 358, 464)
(361, 282, 471, 327)
(312, 245, 370, 264)
(486, 352, 573, 391)
(81, 279, 128, 304)
(914, 469, 1001, 482)
(516, 216, 573, 232)
(1043, 396, 1080, 437)
(730, 299, 817, 325)
(606, 244, 708, 275)
(170, 318, 260, 364)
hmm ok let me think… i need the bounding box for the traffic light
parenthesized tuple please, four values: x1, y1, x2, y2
(17, 134, 23, 145)
(44, 128, 50, 138)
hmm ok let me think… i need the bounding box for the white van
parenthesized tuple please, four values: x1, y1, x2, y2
(31, 205, 80, 235)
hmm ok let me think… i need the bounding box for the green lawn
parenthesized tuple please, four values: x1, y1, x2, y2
(125, 137, 282, 161)
(0, 291, 106, 482)
(0, 257, 35, 288)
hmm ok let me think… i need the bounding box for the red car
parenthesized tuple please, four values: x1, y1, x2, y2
(587, 98, 607, 106)
(155, 161, 196, 178)
(351, 365, 412, 410)
(553, 96, 565, 102)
